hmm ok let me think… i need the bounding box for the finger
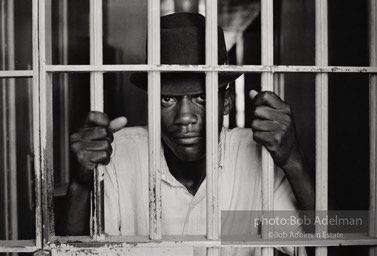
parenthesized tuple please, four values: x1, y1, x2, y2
(76, 150, 111, 168)
(83, 111, 110, 128)
(88, 150, 111, 165)
(251, 91, 288, 110)
(252, 131, 273, 147)
(71, 140, 112, 152)
(251, 119, 280, 132)
(71, 127, 113, 142)
(249, 90, 258, 100)
(252, 105, 291, 122)
(109, 117, 128, 132)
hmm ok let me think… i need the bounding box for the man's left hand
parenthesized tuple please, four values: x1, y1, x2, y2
(249, 90, 300, 170)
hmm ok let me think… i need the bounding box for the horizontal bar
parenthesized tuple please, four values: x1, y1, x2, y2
(0, 240, 38, 252)
(0, 70, 33, 77)
(45, 64, 377, 73)
(47, 234, 377, 249)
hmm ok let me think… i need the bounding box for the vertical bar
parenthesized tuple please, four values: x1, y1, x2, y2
(235, 38, 245, 128)
(89, 0, 104, 240)
(369, 0, 377, 256)
(0, 0, 18, 241)
(58, 0, 70, 185)
(147, 0, 162, 241)
(33, 0, 42, 248)
(39, 0, 55, 243)
(261, 1, 274, 256)
(6, 0, 18, 241)
(315, 1, 328, 256)
(205, 1, 219, 256)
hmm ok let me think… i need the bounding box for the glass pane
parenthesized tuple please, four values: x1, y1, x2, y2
(52, 73, 90, 235)
(51, 0, 90, 65)
(328, 73, 370, 211)
(0, 78, 35, 240)
(0, 1, 32, 70)
(328, 0, 369, 67)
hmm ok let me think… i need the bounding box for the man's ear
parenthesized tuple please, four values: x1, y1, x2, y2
(223, 85, 234, 115)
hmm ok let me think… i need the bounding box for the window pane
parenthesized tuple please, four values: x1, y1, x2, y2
(328, 73, 370, 211)
(52, 73, 90, 235)
(0, 78, 35, 240)
(0, 1, 32, 70)
(328, 0, 369, 67)
(51, 0, 90, 65)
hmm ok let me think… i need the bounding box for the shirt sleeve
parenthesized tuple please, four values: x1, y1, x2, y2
(102, 159, 121, 236)
(273, 166, 307, 256)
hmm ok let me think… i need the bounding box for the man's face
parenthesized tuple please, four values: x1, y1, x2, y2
(161, 82, 229, 162)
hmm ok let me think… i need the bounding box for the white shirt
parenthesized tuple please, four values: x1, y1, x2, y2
(102, 126, 306, 256)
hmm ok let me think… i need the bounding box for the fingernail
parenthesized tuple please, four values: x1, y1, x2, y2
(249, 90, 258, 100)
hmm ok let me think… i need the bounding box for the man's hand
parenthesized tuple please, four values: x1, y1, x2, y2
(70, 111, 127, 184)
(249, 90, 299, 170)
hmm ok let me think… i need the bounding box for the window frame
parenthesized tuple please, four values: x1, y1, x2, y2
(0, 0, 376, 255)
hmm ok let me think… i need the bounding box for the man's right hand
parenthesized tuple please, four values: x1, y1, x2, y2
(70, 111, 127, 184)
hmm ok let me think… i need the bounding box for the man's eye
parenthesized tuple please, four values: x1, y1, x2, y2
(161, 97, 175, 104)
(197, 94, 206, 102)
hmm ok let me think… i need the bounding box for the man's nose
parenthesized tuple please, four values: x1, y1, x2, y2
(174, 97, 198, 125)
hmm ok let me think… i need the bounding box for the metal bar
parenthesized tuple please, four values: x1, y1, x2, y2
(33, 0, 42, 249)
(147, 0, 162, 241)
(261, 1, 274, 256)
(369, 0, 377, 256)
(89, 0, 104, 240)
(44, 64, 377, 73)
(47, 234, 377, 249)
(0, 70, 33, 77)
(5, 0, 18, 241)
(315, 1, 328, 256)
(58, 0, 70, 186)
(39, 0, 55, 243)
(205, 1, 219, 256)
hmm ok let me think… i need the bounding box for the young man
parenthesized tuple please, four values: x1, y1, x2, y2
(66, 12, 313, 255)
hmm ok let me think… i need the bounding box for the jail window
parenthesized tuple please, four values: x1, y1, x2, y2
(0, 0, 377, 256)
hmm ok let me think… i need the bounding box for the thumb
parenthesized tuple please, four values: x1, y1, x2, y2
(249, 90, 258, 100)
(109, 117, 128, 132)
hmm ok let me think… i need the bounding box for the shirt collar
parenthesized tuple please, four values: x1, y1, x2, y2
(159, 127, 226, 186)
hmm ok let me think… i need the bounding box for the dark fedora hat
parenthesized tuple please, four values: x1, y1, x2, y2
(130, 12, 242, 95)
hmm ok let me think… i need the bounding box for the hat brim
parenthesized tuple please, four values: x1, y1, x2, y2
(130, 72, 242, 96)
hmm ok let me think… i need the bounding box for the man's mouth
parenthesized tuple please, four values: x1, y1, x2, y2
(173, 134, 203, 145)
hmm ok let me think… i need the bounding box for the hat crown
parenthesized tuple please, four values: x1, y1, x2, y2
(159, 12, 228, 65)
(130, 13, 242, 94)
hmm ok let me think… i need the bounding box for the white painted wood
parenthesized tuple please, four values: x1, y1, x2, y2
(33, 0, 42, 248)
(315, 1, 328, 256)
(0, 70, 33, 77)
(89, 0, 105, 240)
(205, 1, 220, 255)
(261, 1, 274, 256)
(48, 233, 377, 249)
(39, 0, 55, 242)
(147, 0, 162, 241)
(45, 64, 377, 73)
